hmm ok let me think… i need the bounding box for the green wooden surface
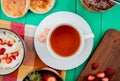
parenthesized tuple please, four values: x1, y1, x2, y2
(0, 0, 120, 81)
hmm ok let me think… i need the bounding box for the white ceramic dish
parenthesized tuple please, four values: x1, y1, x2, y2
(34, 11, 94, 70)
(0, 28, 25, 75)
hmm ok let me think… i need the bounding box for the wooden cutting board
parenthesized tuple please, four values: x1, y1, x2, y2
(77, 29, 120, 81)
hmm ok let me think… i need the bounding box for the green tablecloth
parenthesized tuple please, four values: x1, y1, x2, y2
(0, 0, 120, 81)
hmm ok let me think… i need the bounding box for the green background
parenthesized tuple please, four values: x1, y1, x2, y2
(0, 0, 120, 81)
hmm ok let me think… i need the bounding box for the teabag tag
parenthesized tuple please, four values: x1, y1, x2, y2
(111, 0, 120, 4)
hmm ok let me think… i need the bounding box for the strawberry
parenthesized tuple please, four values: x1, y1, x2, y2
(11, 51, 19, 56)
(14, 51, 19, 56)
(6, 57, 12, 64)
(7, 41, 13, 47)
(92, 62, 99, 70)
(2, 53, 8, 59)
(0, 48, 6, 55)
(46, 76, 57, 81)
(10, 55, 16, 60)
(96, 72, 105, 78)
(101, 77, 109, 81)
(0, 38, 2, 44)
(43, 73, 49, 81)
(87, 74, 96, 80)
(105, 68, 115, 78)
(1, 40, 7, 45)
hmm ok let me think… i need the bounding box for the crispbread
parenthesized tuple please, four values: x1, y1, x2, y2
(30, 0, 55, 14)
(1, 0, 29, 18)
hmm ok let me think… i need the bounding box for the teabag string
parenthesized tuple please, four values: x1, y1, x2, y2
(111, 0, 120, 5)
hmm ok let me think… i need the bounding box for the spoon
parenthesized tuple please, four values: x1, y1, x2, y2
(111, 0, 120, 4)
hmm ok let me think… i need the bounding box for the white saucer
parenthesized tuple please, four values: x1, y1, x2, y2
(34, 11, 94, 70)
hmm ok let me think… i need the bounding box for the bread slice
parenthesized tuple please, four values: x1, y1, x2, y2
(30, 0, 55, 14)
(1, 0, 29, 18)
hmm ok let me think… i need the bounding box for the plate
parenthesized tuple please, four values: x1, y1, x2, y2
(34, 11, 94, 70)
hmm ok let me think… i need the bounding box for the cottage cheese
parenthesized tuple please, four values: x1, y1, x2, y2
(0, 29, 24, 69)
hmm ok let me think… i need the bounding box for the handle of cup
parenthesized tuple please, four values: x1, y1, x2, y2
(84, 33, 94, 39)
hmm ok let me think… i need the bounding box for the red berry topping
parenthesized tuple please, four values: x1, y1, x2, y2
(96, 72, 105, 78)
(10, 55, 16, 60)
(2, 53, 8, 59)
(0, 48, 6, 55)
(1, 40, 7, 45)
(11, 51, 19, 56)
(105, 68, 115, 78)
(6, 57, 12, 64)
(92, 62, 99, 70)
(0, 38, 2, 44)
(7, 41, 13, 47)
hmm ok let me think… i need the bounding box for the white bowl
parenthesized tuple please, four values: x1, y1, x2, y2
(0, 28, 25, 75)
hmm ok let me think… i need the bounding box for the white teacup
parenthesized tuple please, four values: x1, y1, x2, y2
(47, 23, 94, 60)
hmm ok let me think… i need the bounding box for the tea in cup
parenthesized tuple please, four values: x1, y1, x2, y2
(47, 23, 94, 60)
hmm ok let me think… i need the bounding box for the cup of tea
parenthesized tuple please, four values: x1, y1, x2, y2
(47, 23, 94, 60)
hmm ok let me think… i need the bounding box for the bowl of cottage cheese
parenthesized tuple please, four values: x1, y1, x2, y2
(0, 28, 25, 75)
